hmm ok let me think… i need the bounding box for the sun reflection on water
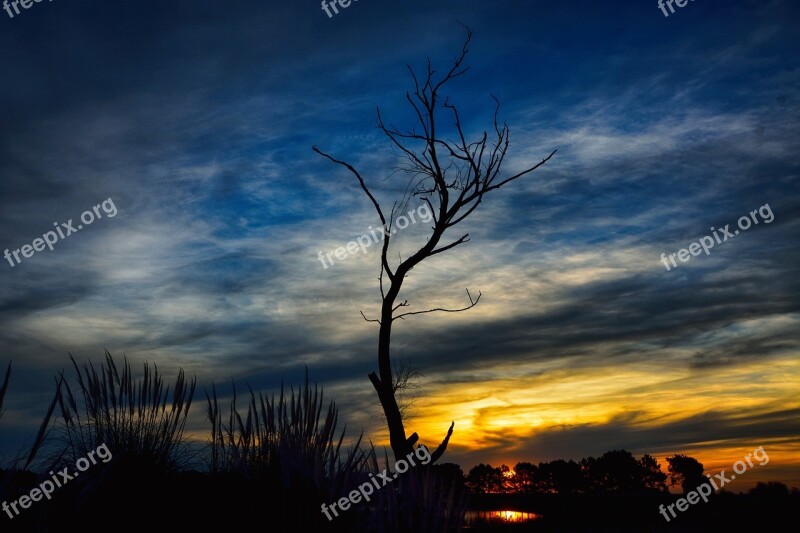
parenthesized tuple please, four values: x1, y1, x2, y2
(466, 509, 541, 524)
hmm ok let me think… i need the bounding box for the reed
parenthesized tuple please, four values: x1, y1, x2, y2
(54, 350, 196, 470)
(1, 361, 59, 515)
(0, 361, 10, 420)
(367, 450, 469, 532)
(206, 369, 373, 504)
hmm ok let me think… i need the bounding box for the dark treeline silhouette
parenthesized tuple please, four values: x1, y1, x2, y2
(466, 450, 669, 495)
(462, 451, 799, 531)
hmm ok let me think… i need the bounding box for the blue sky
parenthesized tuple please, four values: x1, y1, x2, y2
(1, 0, 798, 487)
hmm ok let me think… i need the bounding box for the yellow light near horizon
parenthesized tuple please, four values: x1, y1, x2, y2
(398, 353, 800, 474)
(493, 510, 540, 522)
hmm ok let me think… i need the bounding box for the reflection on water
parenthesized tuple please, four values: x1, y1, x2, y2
(465, 509, 542, 524)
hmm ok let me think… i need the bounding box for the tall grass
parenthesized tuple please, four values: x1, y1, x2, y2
(206, 370, 373, 511)
(54, 350, 196, 470)
(1, 361, 59, 520)
(3, 356, 468, 531)
(0, 361, 10, 421)
(1, 362, 58, 471)
(368, 450, 469, 532)
(0, 361, 10, 498)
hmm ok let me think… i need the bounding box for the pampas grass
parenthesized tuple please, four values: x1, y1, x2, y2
(54, 350, 196, 470)
(367, 450, 469, 532)
(206, 369, 373, 502)
(3, 356, 468, 532)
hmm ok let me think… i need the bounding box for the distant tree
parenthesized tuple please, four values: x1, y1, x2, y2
(466, 463, 505, 494)
(313, 28, 556, 462)
(582, 450, 663, 494)
(582, 451, 635, 493)
(666, 454, 705, 493)
(748, 481, 790, 499)
(499, 464, 514, 493)
(536, 459, 585, 494)
(512, 462, 537, 493)
(638, 454, 669, 492)
(435, 462, 466, 487)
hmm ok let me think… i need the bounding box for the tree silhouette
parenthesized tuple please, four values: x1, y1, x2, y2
(638, 453, 669, 492)
(512, 461, 537, 493)
(435, 462, 466, 487)
(313, 28, 556, 462)
(465, 463, 505, 494)
(537, 459, 585, 494)
(666, 454, 705, 493)
(749, 481, 790, 499)
(582, 450, 667, 494)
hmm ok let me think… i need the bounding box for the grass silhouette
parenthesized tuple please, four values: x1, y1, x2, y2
(53, 351, 196, 471)
(2, 353, 469, 531)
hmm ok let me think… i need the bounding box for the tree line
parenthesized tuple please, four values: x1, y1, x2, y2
(465, 450, 712, 495)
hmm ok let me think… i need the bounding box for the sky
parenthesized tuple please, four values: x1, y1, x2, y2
(1, 0, 798, 490)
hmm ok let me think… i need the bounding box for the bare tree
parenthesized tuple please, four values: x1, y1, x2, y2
(313, 28, 556, 462)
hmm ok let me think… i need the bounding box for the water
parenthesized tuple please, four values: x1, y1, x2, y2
(464, 509, 542, 525)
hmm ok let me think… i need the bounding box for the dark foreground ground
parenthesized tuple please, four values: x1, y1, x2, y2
(3, 465, 797, 532)
(465, 492, 797, 532)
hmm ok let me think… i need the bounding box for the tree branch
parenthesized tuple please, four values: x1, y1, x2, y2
(394, 289, 481, 320)
(312, 146, 397, 281)
(429, 421, 455, 464)
(360, 310, 380, 324)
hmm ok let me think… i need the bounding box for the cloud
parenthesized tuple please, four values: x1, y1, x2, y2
(0, 0, 798, 485)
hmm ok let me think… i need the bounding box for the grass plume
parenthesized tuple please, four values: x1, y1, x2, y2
(54, 350, 196, 470)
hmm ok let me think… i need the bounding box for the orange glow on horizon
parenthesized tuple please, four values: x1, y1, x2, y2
(466, 510, 541, 523)
(370, 350, 800, 487)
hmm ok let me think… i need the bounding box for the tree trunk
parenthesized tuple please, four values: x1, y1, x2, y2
(370, 275, 413, 460)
